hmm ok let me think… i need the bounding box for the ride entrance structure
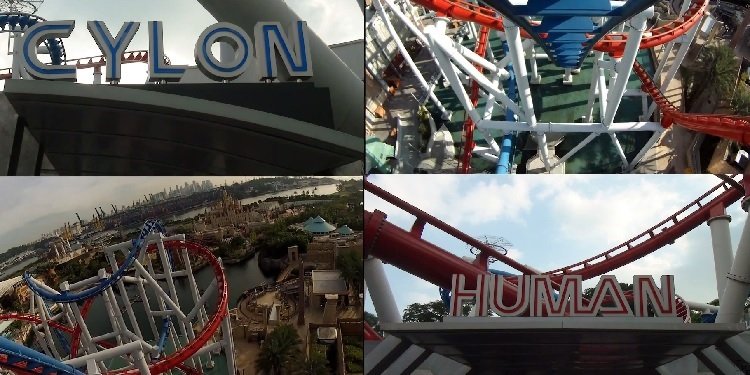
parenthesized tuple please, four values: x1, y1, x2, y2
(0, 0, 363, 176)
(363, 175, 750, 374)
(0, 219, 234, 375)
(365, 0, 750, 174)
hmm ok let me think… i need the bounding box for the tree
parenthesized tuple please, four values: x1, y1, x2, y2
(683, 43, 739, 112)
(364, 311, 381, 334)
(402, 300, 470, 322)
(255, 324, 302, 375)
(582, 283, 633, 299)
(289, 350, 329, 375)
(230, 236, 246, 250)
(336, 251, 363, 295)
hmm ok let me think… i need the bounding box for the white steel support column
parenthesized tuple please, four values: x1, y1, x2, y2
(430, 38, 481, 123)
(365, 257, 402, 324)
(11, 31, 21, 79)
(563, 68, 573, 85)
(525, 42, 541, 84)
(647, 12, 704, 118)
(35, 295, 61, 359)
(597, 60, 609, 118)
(105, 253, 143, 339)
(381, 0, 447, 81)
(503, 17, 536, 128)
(716, 192, 750, 324)
(373, 0, 451, 118)
(552, 133, 598, 168)
(221, 312, 236, 375)
(602, 9, 650, 126)
(708, 206, 735, 301)
(182, 248, 209, 329)
(627, 129, 663, 170)
(585, 52, 604, 122)
(653, 42, 674, 81)
(154, 236, 195, 367)
(100, 281, 125, 347)
(609, 133, 630, 170)
(132, 268, 159, 339)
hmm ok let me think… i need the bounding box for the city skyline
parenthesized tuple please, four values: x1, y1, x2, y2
(0, 176, 350, 252)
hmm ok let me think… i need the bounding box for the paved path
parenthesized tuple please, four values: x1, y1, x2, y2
(637, 46, 684, 173)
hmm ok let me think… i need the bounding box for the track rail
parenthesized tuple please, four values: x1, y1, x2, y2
(0, 50, 171, 80)
(23, 219, 165, 303)
(459, 25, 490, 173)
(408, 0, 707, 57)
(633, 61, 750, 144)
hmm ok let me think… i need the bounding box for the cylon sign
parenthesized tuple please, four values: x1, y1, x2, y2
(20, 20, 313, 82)
(450, 274, 677, 317)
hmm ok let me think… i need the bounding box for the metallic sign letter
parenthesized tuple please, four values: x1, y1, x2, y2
(87, 21, 140, 82)
(22, 21, 76, 81)
(195, 22, 252, 82)
(634, 275, 677, 317)
(147, 21, 186, 82)
(254, 21, 313, 80)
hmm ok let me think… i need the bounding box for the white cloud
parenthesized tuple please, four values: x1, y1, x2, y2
(365, 176, 536, 229)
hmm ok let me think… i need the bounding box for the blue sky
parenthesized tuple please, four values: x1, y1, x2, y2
(364, 175, 748, 317)
(0, 0, 362, 84)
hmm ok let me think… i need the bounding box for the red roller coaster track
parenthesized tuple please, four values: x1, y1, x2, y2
(408, 0, 708, 56)
(633, 61, 750, 144)
(459, 25, 490, 173)
(364, 177, 744, 319)
(0, 50, 170, 80)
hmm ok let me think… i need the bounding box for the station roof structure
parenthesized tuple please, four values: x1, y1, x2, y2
(304, 215, 336, 234)
(336, 225, 354, 235)
(311, 270, 348, 295)
(3, 80, 362, 175)
(380, 318, 746, 375)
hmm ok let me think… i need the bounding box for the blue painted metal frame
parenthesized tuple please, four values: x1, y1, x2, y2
(23, 219, 165, 303)
(0, 13, 66, 65)
(480, 0, 660, 68)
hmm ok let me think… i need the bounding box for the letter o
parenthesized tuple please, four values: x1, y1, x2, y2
(195, 22, 252, 81)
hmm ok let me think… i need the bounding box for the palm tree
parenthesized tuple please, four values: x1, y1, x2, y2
(255, 324, 302, 375)
(683, 43, 739, 112)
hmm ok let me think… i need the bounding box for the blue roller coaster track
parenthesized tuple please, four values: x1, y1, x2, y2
(482, 0, 660, 68)
(22, 219, 165, 303)
(0, 12, 66, 64)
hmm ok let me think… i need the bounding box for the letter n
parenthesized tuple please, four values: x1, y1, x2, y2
(633, 275, 676, 317)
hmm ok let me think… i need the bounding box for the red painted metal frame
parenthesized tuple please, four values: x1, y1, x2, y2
(364, 322, 382, 341)
(0, 50, 171, 80)
(633, 61, 750, 144)
(459, 25, 490, 174)
(408, 0, 707, 57)
(365, 177, 744, 311)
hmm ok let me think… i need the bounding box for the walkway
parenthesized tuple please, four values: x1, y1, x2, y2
(636, 45, 684, 173)
(380, 45, 444, 173)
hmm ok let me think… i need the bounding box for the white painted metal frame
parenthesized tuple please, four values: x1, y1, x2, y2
(370, 0, 716, 173)
(24, 233, 234, 374)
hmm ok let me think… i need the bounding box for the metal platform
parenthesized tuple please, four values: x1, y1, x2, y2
(381, 317, 746, 375)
